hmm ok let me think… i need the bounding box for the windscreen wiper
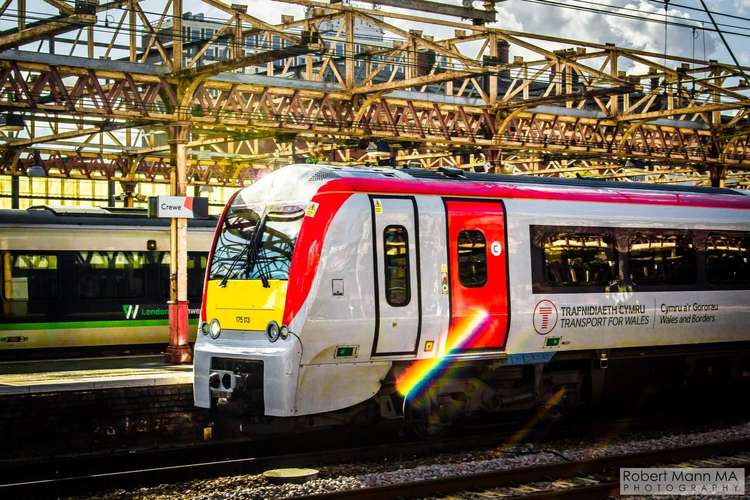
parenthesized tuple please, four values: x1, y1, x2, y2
(218, 244, 249, 288)
(218, 211, 267, 288)
(245, 210, 269, 284)
(253, 245, 271, 289)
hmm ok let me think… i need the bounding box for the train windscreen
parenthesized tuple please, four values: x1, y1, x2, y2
(209, 200, 304, 283)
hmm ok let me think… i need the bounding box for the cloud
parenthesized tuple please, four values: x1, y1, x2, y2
(16, 0, 737, 74)
(494, 0, 722, 63)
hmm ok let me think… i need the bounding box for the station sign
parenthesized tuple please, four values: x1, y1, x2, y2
(148, 196, 209, 219)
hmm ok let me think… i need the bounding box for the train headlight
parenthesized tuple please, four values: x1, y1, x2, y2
(200, 322, 209, 336)
(266, 320, 281, 343)
(280, 325, 289, 340)
(209, 319, 221, 339)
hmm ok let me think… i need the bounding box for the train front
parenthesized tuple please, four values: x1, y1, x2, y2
(193, 165, 325, 416)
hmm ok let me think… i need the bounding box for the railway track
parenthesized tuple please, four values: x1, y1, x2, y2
(1, 416, 746, 498)
(292, 439, 750, 500)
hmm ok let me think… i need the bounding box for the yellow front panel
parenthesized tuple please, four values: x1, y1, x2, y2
(205, 279, 287, 331)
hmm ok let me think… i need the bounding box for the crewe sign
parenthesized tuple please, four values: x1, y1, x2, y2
(148, 196, 209, 219)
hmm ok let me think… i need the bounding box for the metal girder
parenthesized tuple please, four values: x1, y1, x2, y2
(364, 0, 496, 23)
(42, 0, 74, 14)
(0, 14, 96, 52)
(0, 59, 743, 166)
(178, 43, 324, 83)
(0, 0, 748, 188)
(5, 144, 749, 188)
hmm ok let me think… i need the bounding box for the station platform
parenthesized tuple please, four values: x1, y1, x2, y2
(0, 355, 193, 395)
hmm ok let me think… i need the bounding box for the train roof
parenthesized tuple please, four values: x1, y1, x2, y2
(277, 164, 750, 211)
(0, 205, 218, 227)
(282, 164, 739, 196)
(400, 167, 743, 197)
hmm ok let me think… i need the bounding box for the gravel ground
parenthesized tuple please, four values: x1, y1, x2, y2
(83, 420, 750, 500)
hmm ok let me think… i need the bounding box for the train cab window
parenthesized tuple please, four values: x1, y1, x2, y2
(629, 233, 696, 287)
(76, 251, 145, 299)
(541, 232, 616, 288)
(383, 225, 411, 307)
(2, 252, 58, 300)
(457, 230, 487, 287)
(209, 201, 304, 282)
(705, 233, 750, 286)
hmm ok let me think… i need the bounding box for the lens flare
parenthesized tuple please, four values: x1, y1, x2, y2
(395, 309, 489, 399)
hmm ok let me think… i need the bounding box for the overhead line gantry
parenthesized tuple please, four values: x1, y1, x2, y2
(0, 0, 748, 188)
(1, 0, 749, 360)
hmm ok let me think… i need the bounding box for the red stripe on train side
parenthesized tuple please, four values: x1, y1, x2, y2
(283, 191, 352, 327)
(316, 178, 750, 210)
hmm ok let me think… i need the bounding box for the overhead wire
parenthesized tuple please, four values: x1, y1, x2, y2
(1, 5, 745, 159)
(0, 4, 740, 109)
(664, 0, 669, 67)
(696, 0, 750, 87)
(0, 7, 740, 86)
(648, 0, 750, 24)
(514, 0, 750, 34)
(6, 3, 750, 49)
(517, 0, 750, 39)
(2, 2, 750, 88)
(516, 0, 750, 84)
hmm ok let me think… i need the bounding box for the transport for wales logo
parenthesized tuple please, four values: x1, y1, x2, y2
(533, 299, 558, 335)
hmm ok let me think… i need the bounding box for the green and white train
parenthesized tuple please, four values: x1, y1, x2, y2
(0, 206, 215, 359)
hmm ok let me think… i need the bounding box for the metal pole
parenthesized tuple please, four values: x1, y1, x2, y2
(11, 175, 19, 209)
(107, 180, 115, 207)
(165, 122, 192, 364)
(18, 0, 24, 30)
(711, 165, 727, 188)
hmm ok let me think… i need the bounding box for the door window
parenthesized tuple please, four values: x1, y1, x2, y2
(383, 225, 410, 307)
(457, 230, 487, 287)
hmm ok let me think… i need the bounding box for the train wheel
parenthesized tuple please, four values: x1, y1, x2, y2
(404, 393, 448, 438)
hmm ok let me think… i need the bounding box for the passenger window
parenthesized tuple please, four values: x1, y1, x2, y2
(706, 234, 750, 286)
(76, 251, 145, 298)
(148, 251, 171, 299)
(542, 232, 616, 287)
(629, 233, 696, 286)
(457, 230, 487, 287)
(383, 225, 410, 307)
(2, 252, 58, 300)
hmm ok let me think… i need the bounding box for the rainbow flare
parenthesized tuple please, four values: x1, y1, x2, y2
(395, 309, 490, 399)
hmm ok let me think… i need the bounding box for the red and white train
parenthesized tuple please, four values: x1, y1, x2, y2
(194, 164, 750, 428)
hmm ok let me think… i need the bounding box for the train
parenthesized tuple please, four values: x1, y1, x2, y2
(194, 164, 750, 432)
(0, 206, 215, 358)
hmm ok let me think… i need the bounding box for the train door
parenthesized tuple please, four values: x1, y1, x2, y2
(370, 196, 421, 356)
(444, 199, 509, 351)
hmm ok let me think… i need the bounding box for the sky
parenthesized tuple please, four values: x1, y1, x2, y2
(235, 0, 750, 67)
(6, 0, 750, 68)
